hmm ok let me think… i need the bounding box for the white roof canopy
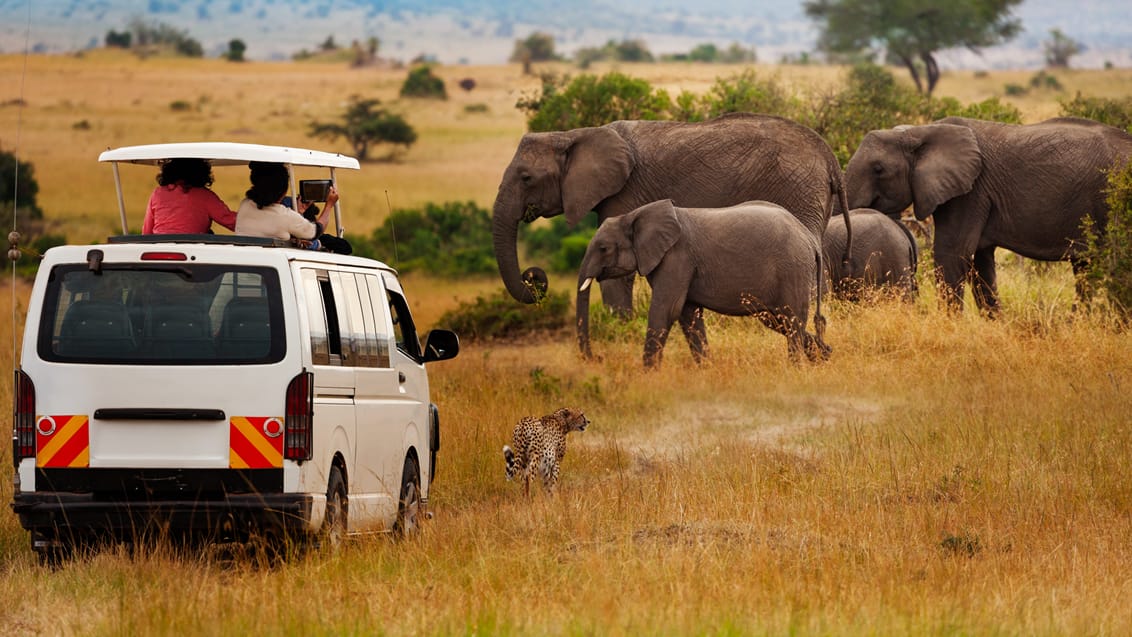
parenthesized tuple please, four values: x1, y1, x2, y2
(98, 142, 360, 169)
(99, 142, 360, 235)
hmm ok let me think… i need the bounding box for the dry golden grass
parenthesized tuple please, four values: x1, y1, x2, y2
(1, 52, 1132, 635)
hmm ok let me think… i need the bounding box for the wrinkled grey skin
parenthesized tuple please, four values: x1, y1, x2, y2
(823, 208, 919, 301)
(493, 113, 850, 312)
(576, 199, 830, 368)
(846, 116, 1132, 314)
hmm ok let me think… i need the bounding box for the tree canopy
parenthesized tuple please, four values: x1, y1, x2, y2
(308, 97, 417, 161)
(804, 0, 1023, 96)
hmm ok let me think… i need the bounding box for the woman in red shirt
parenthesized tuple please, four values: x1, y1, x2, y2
(142, 158, 238, 234)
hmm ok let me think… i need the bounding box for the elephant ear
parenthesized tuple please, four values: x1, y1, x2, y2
(628, 199, 682, 276)
(907, 123, 982, 221)
(562, 127, 634, 226)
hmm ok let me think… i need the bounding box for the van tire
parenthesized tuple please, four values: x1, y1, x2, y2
(393, 457, 421, 539)
(321, 465, 347, 548)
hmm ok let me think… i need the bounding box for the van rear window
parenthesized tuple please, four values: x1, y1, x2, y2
(38, 264, 285, 365)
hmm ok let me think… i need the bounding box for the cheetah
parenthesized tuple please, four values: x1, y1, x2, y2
(502, 407, 589, 496)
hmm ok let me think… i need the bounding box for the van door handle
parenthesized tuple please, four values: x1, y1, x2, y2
(398, 372, 406, 383)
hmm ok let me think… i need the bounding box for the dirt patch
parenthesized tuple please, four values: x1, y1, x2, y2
(578, 398, 885, 461)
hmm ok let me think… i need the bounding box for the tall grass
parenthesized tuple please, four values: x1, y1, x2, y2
(2, 53, 1132, 634)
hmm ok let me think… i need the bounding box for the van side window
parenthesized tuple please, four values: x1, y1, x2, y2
(300, 268, 344, 365)
(365, 274, 393, 368)
(387, 289, 421, 361)
(301, 269, 331, 364)
(335, 272, 368, 366)
(353, 274, 390, 368)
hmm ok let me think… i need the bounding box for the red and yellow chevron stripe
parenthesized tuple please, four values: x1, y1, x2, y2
(36, 415, 89, 468)
(230, 416, 284, 469)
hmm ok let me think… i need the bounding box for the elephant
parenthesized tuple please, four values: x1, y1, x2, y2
(845, 116, 1132, 314)
(576, 199, 830, 367)
(492, 112, 851, 321)
(823, 208, 919, 301)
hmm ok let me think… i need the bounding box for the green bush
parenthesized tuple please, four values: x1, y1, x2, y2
(0, 149, 42, 229)
(519, 215, 600, 272)
(1080, 159, 1132, 323)
(517, 72, 673, 131)
(400, 65, 447, 99)
(694, 69, 797, 120)
(349, 201, 493, 276)
(798, 63, 930, 166)
(1060, 93, 1132, 132)
(436, 288, 569, 341)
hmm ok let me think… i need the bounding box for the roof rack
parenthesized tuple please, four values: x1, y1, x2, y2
(107, 234, 292, 248)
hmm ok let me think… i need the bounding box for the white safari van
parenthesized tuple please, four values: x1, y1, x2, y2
(11, 143, 458, 560)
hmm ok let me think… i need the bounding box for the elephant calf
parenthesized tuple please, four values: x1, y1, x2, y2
(823, 208, 919, 301)
(577, 199, 830, 367)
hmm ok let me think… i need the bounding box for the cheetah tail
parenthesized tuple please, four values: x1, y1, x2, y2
(502, 445, 517, 481)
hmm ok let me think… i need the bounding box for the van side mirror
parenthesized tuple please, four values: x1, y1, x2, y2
(422, 329, 459, 363)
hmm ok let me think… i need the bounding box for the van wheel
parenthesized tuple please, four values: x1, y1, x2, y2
(393, 457, 421, 538)
(321, 465, 347, 548)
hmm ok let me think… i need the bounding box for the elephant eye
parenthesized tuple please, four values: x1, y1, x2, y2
(872, 162, 884, 175)
(520, 172, 533, 184)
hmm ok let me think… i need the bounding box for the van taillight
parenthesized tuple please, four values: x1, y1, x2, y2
(284, 371, 313, 461)
(13, 370, 35, 465)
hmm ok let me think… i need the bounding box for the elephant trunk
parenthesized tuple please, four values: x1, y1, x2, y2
(493, 193, 541, 304)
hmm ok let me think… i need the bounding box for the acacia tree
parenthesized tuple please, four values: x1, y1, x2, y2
(804, 0, 1023, 96)
(308, 97, 417, 161)
(1044, 29, 1083, 68)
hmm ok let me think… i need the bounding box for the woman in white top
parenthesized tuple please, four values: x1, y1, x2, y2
(235, 161, 339, 248)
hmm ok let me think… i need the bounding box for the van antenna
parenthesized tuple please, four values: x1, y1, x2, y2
(9, 0, 32, 369)
(385, 189, 398, 264)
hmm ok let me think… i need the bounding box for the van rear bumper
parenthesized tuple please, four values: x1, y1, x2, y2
(11, 492, 316, 541)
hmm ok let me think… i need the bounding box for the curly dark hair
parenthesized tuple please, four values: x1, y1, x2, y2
(157, 158, 214, 191)
(246, 161, 290, 209)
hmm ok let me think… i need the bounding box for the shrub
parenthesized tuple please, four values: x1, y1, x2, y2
(932, 96, 1023, 124)
(1060, 93, 1132, 132)
(400, 65, 447, 99)
(520, 215, 601, 272)
(1079, 159, 1132, 323)
(693, 69, 796, 120)
(1004, 83, 1028, 96)
(0, 149, 42, 230)
(436, 288, 569, 341)
(517, 72, 673, 132)
(1029, 71, 1063, 91)
(350, 201, 494, 276)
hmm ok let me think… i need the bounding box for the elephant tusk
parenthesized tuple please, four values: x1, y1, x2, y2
(579, 277, 594, 292)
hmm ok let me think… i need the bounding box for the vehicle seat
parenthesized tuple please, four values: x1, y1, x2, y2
(216, 297, 271, 358)
(57, 300, 138, 357)
(144, 304, 214, 358)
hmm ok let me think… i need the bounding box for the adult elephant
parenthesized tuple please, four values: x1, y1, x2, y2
(845, 116, 1132, 314)
(492, 113, 851, 318)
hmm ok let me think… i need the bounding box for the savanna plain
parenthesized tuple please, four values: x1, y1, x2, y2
(1, 52, 1132, 635)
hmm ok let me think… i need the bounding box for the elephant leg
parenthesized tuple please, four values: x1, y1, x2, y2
(643, 325, 671, 368)
(599, 276, 634, 318)
(677, 304, 709, 364)
(971, 247, 999, 318)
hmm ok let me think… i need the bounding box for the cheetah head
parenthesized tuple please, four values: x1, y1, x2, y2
(558, 407, 589, 433)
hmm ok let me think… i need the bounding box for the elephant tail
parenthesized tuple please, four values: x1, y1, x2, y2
(813, 247, 830, 358)
(834, 175, 853, 279)
(896, 217, 920, 295)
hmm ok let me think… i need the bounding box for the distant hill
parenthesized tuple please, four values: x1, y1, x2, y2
(0, 0, 1129, 69)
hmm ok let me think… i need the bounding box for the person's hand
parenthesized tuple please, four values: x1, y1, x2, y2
(325, 186, 339, 208)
